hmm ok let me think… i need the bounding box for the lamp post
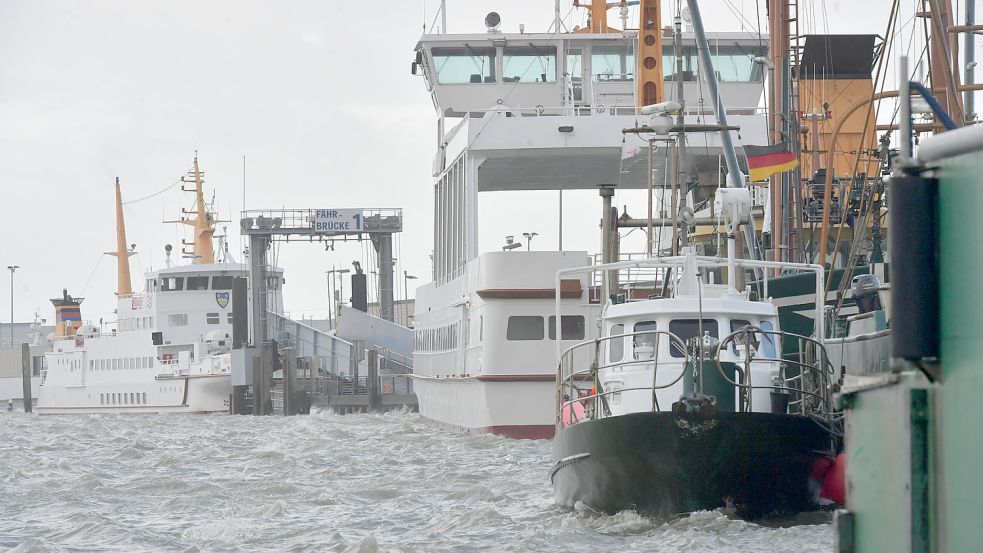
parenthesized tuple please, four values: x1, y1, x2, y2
(403, 271, 418, 327)
(7, 266, 18, 347)
(522, 232, 539, 251)
(325, 268, 350, 328)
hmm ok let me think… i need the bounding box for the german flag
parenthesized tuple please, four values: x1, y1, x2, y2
(744, 143, 799, 182)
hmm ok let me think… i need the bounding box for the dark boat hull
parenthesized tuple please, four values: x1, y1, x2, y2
(551, 412, 831, 518)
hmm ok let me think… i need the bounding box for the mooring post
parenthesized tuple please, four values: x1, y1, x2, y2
(367, 349, 381, 411)
(21, 343, 32, 413)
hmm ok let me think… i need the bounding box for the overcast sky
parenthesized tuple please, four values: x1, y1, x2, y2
(0, 0, 971, 324)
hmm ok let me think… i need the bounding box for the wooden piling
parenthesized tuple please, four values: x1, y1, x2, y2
(21, 343, 32, 413)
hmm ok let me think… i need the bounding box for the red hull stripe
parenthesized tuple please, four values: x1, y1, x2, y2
(423, 415, 556, 440)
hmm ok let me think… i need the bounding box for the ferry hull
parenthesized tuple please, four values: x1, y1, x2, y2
(413, 376, 556, 439)
(37, 374, 231, 415)
(551, 411, 831, 518)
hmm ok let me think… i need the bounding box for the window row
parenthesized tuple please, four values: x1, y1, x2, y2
(415, 323, 459, 352)
(607, 319, 777, 362)
(167, 312, 233, 327)
(506, 315, 586, 341)
(432, 45, 762, 85)
(101, 392, 147, 406)
(119, 316, 154, 332)
(89, 356, 156, 371)
(157, 275, 236, 292)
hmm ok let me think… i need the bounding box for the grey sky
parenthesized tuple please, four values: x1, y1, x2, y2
(0, 0, 964, 324)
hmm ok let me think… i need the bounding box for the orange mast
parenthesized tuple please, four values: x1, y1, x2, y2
(178, 154, 216, 264)
(105, 177, 134, 296)
(636, 0, 665, 108)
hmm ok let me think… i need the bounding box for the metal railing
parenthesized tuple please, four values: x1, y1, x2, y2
(557, 330, 690, 427)
(556, 326, 838, 429)
(714, 326, 835, 416)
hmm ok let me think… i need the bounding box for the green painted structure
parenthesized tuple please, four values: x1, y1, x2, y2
(836, 134, 983, 552)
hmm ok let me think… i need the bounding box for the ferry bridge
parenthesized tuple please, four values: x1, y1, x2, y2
(236, 208, 415, 415)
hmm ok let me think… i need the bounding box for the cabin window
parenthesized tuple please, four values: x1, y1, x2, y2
(432, 47, 496, 84)
(142, 392, 147, 404)
(227, 312, 234, 324)
(161, 277, 184, 291)
(633, 321, 659, 360)
(592, 46, 635, 81)
(711, 47, 763, 82)
(212, 276, 234, 290)
(758, 320, 777, 358)
(206, 313, 220, 325)
(169, 314, 189, 327)
(668, 319, 719, 358)
(186, 276, 209, 291)
(506, 316, 544, 341)
(100, 393, 104, 405)
(608, 324, 625, 362)
(503, 46, 557, 82)
(548, 315, 585, 340)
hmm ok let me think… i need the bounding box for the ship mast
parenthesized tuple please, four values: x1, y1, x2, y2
(178, 154, 216, 264)
(105, 177, 135, 296)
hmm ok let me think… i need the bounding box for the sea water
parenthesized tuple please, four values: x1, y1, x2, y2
(0, 410, 832, 552)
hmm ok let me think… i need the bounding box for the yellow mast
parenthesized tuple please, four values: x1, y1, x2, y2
(105, 177, 134, 296)
(178, 154, 216, 264)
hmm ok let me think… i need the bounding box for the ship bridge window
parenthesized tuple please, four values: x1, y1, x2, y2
(506, 316, 544, 341)
(633, 321, 659, 360)
(432, 46, 496, 84)
(548, 315, 585, 341)
(728, 319, 778, 359)
(186, 276, 209, 291)
(503, 46, 557, 83)
(212, 276, 234, 290)
(161, 277, 184, 291)
(710, 47, 763, 82)
(668, 319, 719, 358)
(592, 46, 635, 81)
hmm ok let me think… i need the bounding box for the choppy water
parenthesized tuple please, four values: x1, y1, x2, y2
(0, 410, 832, 552)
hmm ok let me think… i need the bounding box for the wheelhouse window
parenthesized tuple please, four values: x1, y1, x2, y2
(212, 276, 234, 290)
(592, 46, 635, 81)
(633, 321, 658, 360)
(186, 276, 209, 291)
(608, 323, 624, 363)
(502, 46, 557, 82)
(432, 46, 496, 84)
(711, 47, 763, 82)
(668, 319, 719, 358)
(506, 316, 544, 341)
(160, 277, 184, 291)
(548, 315, 585, 340)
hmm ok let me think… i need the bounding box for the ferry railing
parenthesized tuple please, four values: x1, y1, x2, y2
(556, 330, 690, 427)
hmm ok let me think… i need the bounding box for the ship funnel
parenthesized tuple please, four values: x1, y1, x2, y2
(50, 289, 84, 338)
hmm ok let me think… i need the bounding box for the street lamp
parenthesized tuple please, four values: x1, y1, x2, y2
(7, 266, 19, 347)
(522, 232, 539, 251)
(403, 271, 418, 327)
(325, 268, 351, 327)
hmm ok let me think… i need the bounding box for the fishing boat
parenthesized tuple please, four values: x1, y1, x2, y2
(550, 187, 839, 517)
(36, 157, 283, 414)
(410, 0, 772, 438)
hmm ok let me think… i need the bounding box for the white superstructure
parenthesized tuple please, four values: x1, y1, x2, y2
(411, 6, 770, 438)
(36, 157, 284, 415)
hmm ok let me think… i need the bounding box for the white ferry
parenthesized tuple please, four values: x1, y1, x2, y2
(37, 157, 283, 414)
(410, 3, 769, 438)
